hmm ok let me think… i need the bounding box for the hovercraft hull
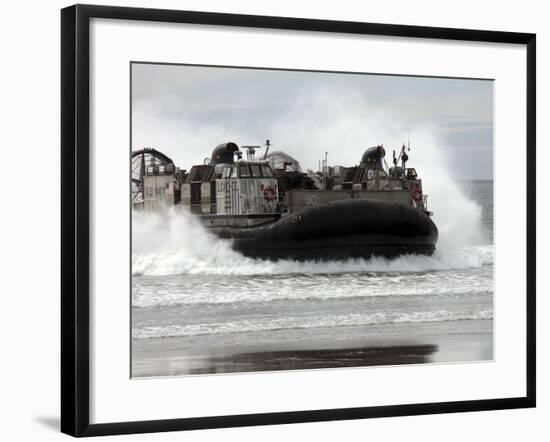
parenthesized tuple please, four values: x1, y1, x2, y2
(208, 198, 438, 261)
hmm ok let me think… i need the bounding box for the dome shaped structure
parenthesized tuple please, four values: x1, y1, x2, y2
(360, 145, 385, 169)
(210, 142, 239, 165)
(265, 151, 303, 173)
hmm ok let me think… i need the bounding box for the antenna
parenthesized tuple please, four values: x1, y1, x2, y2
(406, 118, 412, 152)
(324, 152, 329, 189)
(263, 139, 271, 160)
(401, 143, 409, 170)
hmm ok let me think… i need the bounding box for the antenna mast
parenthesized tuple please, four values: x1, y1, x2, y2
(263, 139, 271, 160)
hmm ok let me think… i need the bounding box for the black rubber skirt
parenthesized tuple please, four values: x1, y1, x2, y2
(211, 199, 438, 261)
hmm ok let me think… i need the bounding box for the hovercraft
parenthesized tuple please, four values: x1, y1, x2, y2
(132, 140, 438, 260)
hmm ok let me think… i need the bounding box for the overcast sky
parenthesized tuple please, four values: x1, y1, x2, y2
(132, 63, 493, 180)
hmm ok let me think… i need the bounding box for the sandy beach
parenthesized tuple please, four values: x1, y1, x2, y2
(132, 318, 492, 377)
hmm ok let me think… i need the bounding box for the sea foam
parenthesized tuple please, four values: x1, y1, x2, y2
(132, 208, 492, 277)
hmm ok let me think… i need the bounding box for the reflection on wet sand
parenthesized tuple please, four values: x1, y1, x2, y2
(131, 320, 493, 378)
(189, 344, 439, 375)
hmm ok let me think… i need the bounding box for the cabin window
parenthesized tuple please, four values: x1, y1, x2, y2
(250, 164, 262, 177)
(222, 166, 231, 178)
(239, 164, 251, 178)
(261, 164, 274, 177)
(231, 166, 238, 178)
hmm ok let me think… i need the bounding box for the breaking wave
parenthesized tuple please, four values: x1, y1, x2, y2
(133, 286, 493, 309)
(132, 309, 494, 339)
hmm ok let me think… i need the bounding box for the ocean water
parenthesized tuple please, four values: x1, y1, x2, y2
(131, 180, 494, 376)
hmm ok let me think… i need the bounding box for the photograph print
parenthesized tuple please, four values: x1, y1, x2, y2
(131, 63, 494, 378)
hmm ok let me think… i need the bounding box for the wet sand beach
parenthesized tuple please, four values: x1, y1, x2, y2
(132, 319, 492, 377)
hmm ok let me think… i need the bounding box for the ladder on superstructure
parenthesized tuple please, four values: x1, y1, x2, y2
(224, 178, 231, 214)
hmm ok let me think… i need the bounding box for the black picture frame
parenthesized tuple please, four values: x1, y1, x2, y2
(61, 4, 536, 437)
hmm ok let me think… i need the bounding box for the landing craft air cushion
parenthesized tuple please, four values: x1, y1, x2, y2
(131, 141, 438, 260)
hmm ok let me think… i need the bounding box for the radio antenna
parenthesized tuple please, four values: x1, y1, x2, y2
(263, 139, 271, 160)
